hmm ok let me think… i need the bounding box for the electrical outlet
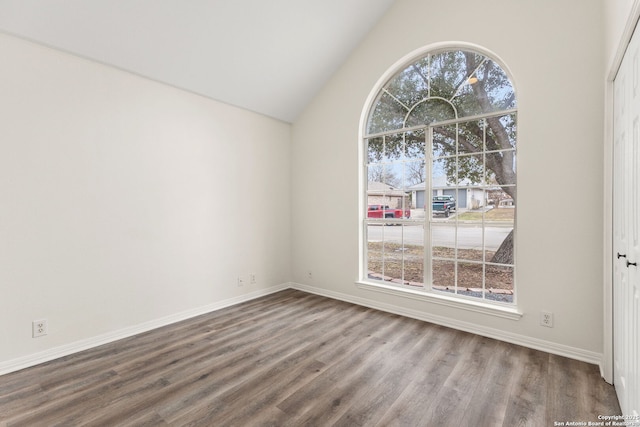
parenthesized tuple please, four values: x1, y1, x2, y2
(249, 273, 256, 284)
(237, 276, 245, 287)
(32, 319, 48, 338)
(540, 311, 553, 328)
(307, 270, 313, 280)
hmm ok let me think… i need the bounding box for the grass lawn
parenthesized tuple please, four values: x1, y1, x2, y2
(455, 207, 514, 221)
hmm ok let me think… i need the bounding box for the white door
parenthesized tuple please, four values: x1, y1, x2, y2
(629, 43, 640, 417)
(613, 64, 629, 413)
(614, 25, 640, 417)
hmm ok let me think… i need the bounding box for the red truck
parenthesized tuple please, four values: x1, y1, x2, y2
(367, 205, 410, 219)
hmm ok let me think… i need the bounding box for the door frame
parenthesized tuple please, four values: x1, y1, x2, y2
(604, 0, 640, 384)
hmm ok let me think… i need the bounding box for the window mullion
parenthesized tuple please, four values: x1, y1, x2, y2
(454, 122, 460, 295)
(482, 121, 487, 299)
(425, 127, 434, 290)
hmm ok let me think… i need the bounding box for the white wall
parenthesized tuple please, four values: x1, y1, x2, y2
(0, 33, 291, 367)
(291, 0, 606, 358)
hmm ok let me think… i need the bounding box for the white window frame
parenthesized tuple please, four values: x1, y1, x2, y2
(356, 43, 521, 320)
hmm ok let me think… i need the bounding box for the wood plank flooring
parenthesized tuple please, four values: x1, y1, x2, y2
(0, 289, 621, 426)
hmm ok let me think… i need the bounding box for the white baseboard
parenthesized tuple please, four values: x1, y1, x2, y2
(0, 283, 289, 376)
(0, 281, 604, 377)
(290, 282, 604, 371)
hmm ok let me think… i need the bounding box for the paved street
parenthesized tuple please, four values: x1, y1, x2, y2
(367, 222, 512, 250)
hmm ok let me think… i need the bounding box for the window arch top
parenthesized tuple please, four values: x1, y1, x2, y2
(366, 49, 516, 135)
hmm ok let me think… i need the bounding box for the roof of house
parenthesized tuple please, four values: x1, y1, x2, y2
(367, 181, 409, 197)
(407, 175, 499, 191)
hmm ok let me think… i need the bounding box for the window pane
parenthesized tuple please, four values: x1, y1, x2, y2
(429, 51, 470, 100)
(457, 120, 485, 155)
(384, 244, 404, 284)
(403, 161, 425, 190)
(486, 225, 514, 265)
(405, 98, 456, 128)
(403, 223, 425, 287)
(432, 224, 455, 259)
(457, 224, 484, 261)
(385, 133, 405, 162)
(367, 180, 392, 211)
(367, 92, 406, 134)
(451, 56, 516, 115)
(457, 154, 484, 186)
(485, 265, 514, 294)
(367, 136, 384, 164)
(458, 261, 484, 291)
(486, 151, 516, 186)
(383, 57, 430, 110)
(368, 164, 402, 190)
(405, 129, 426, 161)
(474, 60, 517, 111)
(469, 188, 486, 211)
(432, 158, 454, 193)
(487, 188, 516, 211)
(383, 163, 403, 188)
(367, 224, 385, 281)
(432, 259, 455, 289)
(486, 114, 516, 151)
(432, 124, 457, 158)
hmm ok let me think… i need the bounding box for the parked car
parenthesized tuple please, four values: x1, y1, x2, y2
(432, 195, 456, 217)
(367, 205, 410, 219)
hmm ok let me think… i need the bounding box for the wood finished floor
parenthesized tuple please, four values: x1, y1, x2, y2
(0, 289, 620, 426)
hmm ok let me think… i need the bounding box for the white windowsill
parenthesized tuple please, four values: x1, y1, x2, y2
(355, 280, 522, 320)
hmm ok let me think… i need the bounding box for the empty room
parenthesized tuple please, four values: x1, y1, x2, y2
(0, 0, 638, 425)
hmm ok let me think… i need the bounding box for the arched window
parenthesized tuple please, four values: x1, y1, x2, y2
(361, 45, 517, 305)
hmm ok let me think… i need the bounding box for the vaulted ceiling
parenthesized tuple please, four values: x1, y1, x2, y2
(0, 0, 395, 122)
